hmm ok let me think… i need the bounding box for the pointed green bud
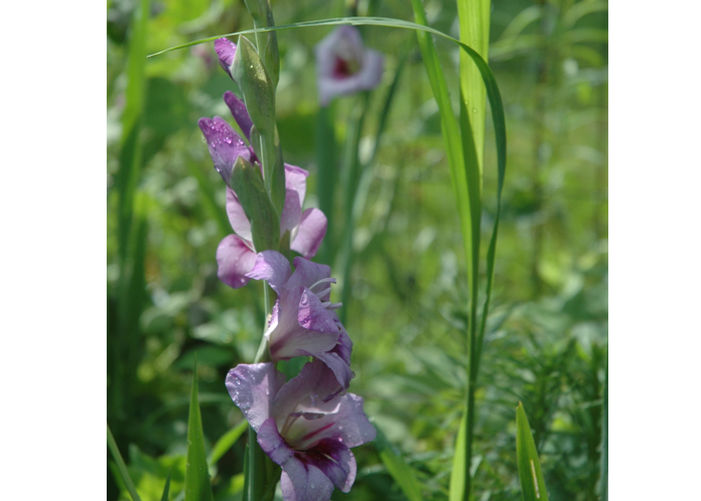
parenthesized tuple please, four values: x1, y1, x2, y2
(230, 156, 280, 253)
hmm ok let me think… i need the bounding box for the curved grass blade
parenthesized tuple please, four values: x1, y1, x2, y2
(107, 423, 143, 501)
(208, 420, 248, 467)
(160, 474, 171, 501)
(184, 364, 214, 501)
(374, 424, 424, 501)
(516, 402, 549, 501)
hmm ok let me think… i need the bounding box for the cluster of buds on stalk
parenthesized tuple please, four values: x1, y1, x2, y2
(198, 26, 381, 500)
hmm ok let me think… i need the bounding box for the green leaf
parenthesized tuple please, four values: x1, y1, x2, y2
(184, 365, 214, 501)
(516, 402, 549, 501)
(208, 420, 248, 467)
(230, 156, 280, 252)
(107, 423, 143, 501)
(374, 424, 424, 501)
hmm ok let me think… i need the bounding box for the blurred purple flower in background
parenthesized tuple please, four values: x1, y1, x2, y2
(315, 25, 384, 106)
(247, 250, 353, 388)
(226, 361, 375, 501)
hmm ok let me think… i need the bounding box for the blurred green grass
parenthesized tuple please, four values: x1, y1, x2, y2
(107, 0, 607, 499)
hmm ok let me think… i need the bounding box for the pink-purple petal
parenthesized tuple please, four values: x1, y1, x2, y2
(225, 187, 252, 242)
(287, 257, 333, 296)
(214, 38, 237, 78)
(198, 116, 251, 185)
(298, 288, 341, 333)
(293, 393, 375, 450)
(257, 417, 295, 465)
(272, 361, 344, 424)
(225, 363, 282, 431)
(245, 250, 292, 292)
(279, 457, 335, 501)
(216, 234, 257, 288)
(291, 208, 327, 259)
(281, 189, 303, 236)
(223, 91, 253, 141)
(284, 164, 309, 206)
(311, 349, 354, 389)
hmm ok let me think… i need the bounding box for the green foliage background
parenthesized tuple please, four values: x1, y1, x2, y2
(107, 0, 607, 499)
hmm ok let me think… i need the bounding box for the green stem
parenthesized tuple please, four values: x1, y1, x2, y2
(338, 93, 370, 325)
(316, 104, 338, 264)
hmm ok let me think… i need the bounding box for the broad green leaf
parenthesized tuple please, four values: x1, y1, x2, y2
(457, 0, 491, 173)
(230, 156, 280, 253)
(374, 424, 424, 501)
(208, 420, 248, 467)
(516, 402, 549, 501)
(184, 365, 214, 501)
(107, 424, 143, 501)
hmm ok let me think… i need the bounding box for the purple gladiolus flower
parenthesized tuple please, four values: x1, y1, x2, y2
(199, 96, 327, 289)
(315, 26, 384, 106)
(226, 361, 375, 501)
(246, 250, 353, 388)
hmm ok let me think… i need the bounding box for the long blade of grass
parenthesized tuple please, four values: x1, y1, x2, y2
(374, 424, 424, 501)
(184, 363, 214, 501)
(160, 475, 171, 501)
(110, 0, 150, 426)
(107, 423, 143, 501)
(457, 0, 491, 173)
(208, 420, 248, 466)
(315, 104, 338, 265)
(516, 402, 549, 501)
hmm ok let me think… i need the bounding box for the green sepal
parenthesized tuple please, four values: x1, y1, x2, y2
(516, 402, 549, 501)
(249, 124, 286, 217)
(230, 156, 280, 253)
(233, 38, 285, 216)
(232, 36, 276, 138)
(242, 0, 279, 87)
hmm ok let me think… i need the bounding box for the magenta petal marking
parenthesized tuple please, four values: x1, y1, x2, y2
(216, 234, 257, 288)
(305, 439, 357, 493)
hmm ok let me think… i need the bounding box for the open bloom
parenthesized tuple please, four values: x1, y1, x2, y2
(246, 250, 353, 388)
(315, 26, 384, 106)
(198, 96, 327, 288)
(226, 361, 375, 501)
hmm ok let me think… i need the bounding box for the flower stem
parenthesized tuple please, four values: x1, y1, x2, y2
(337, 92, 370, 325)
